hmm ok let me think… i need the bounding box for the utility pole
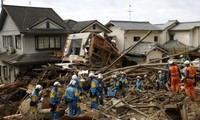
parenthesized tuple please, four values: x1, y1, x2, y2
(128, 5, 132, 21)
(29, 0, 31, 6)
(1, 0, 3, 10)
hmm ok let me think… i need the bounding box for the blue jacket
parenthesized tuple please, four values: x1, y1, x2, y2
(30, 89, 41, 104)
(64, 85, 79, 102)
(158, 73, 164, 82)
(119, 76, 128, 88)
(75, 79, 83, 93)
(90, 78, 99, 96)
(113, 78, 120, 90)
(135, 79, 143, 90)
(98, 81, 104, 93)
(50, 87, 59, 105)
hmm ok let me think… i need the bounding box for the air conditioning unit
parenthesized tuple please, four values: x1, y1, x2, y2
(8, 47, 15, 54)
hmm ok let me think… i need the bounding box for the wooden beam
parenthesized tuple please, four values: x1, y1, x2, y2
(98, 31, 152, 73)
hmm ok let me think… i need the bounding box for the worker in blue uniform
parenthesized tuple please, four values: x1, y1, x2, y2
(30, 84, 43, 113)
(71, 74, 82, 116)
(97, 73, 106, 105)
(112, 74, 121, 97)
(64, 80, 80, 117)
(135, 76, 144, 93)
(89, 72, 99, 109)
(119, 72, 129, 97)
(49, 81, 61, 120)
(156, 70, 164, 90)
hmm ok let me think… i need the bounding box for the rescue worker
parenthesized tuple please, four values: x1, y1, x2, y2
(89, 72, 99, 109)
(30, 84, 43, 113)
(179, 55, 186, 64)
(64, 80, 80, 117)
(49, 81, 61, 120)
(168, 60, 181, 98)
(112, 74, 121, 97)
(71, 74, 82, 115)
(184, 60, 196, 100)
(119, 72, 129, 97)
(156, 70, 164, 90)
(135, 76, 144, 93)
(97, 73, 106, 105)
(78, 72, 86, 101)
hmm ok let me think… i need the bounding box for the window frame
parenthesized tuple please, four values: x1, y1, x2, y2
(70, 39, 82, 55)
(35, 36, 61, 50)
(3, 36, 13, 48)
(3, 66, 7, 80)
(93, 24, 96, 29)
(133, 36, 140, 42)
(15, 35, 21, 49)
(154, 36, 158, 42)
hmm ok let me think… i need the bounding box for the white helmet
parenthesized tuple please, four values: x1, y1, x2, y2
(72, 75, 78, 80)
(158, 70, 162, 73)
(180, 55, 183, 58)
(70, 80, 76, 86)
(89, 72, 95, 77)
(112, 75, 117, 78)
(35, 84, 42, 90)
(184, 60, 190, 65)
(144, 74, 147, 78)
(136, 76, 141, 79)
(168, 60, 174, 65)
(53, 81, 61, 86)
(98, 74, 103, 79)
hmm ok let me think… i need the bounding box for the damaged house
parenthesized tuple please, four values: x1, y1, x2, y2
(0, 5, 68, 83)
(61, 19, 119, 66)
(62, 32, 120, 66)
(126, 42, 168, 64)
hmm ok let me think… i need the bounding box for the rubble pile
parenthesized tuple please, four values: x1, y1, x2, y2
(0, 61, 200, 120)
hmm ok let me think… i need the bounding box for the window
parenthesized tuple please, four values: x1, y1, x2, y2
(133, 36, 140, 42)
(46, 21, 50, 28)
(70, 39, 82, 55)
(3, 66, 7, 80)
(154, 36, 158, 42)
(93, 24, 96, 29)
(15, 35, 21, 49)
(35, 36, 61, 50)
(3, 36, 12, 48)
(169, 35, 174, 40)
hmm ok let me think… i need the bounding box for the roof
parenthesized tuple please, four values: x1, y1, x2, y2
(1, 52, 60, 65)
(65, 19, 111, 33)
(163, 40, 195, 49)
(128, 42, 168, 56)
(0, 5, 67, 33)
(171, 21, 200, 30)
(155, 20, 178, 30)
(106, 20, 161, 31)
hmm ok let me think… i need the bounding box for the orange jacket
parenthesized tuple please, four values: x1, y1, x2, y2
(169, 65, 180, 78)
(186, 66, 196, 79)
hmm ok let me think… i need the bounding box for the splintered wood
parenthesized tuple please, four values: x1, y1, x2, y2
(0, 61, 200, 120)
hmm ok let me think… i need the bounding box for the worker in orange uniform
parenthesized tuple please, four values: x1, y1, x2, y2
(168, 60, 181, 99)
(183, 60, 196, 100)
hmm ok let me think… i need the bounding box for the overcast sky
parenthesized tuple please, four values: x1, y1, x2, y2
(2, 0, 200, 24)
